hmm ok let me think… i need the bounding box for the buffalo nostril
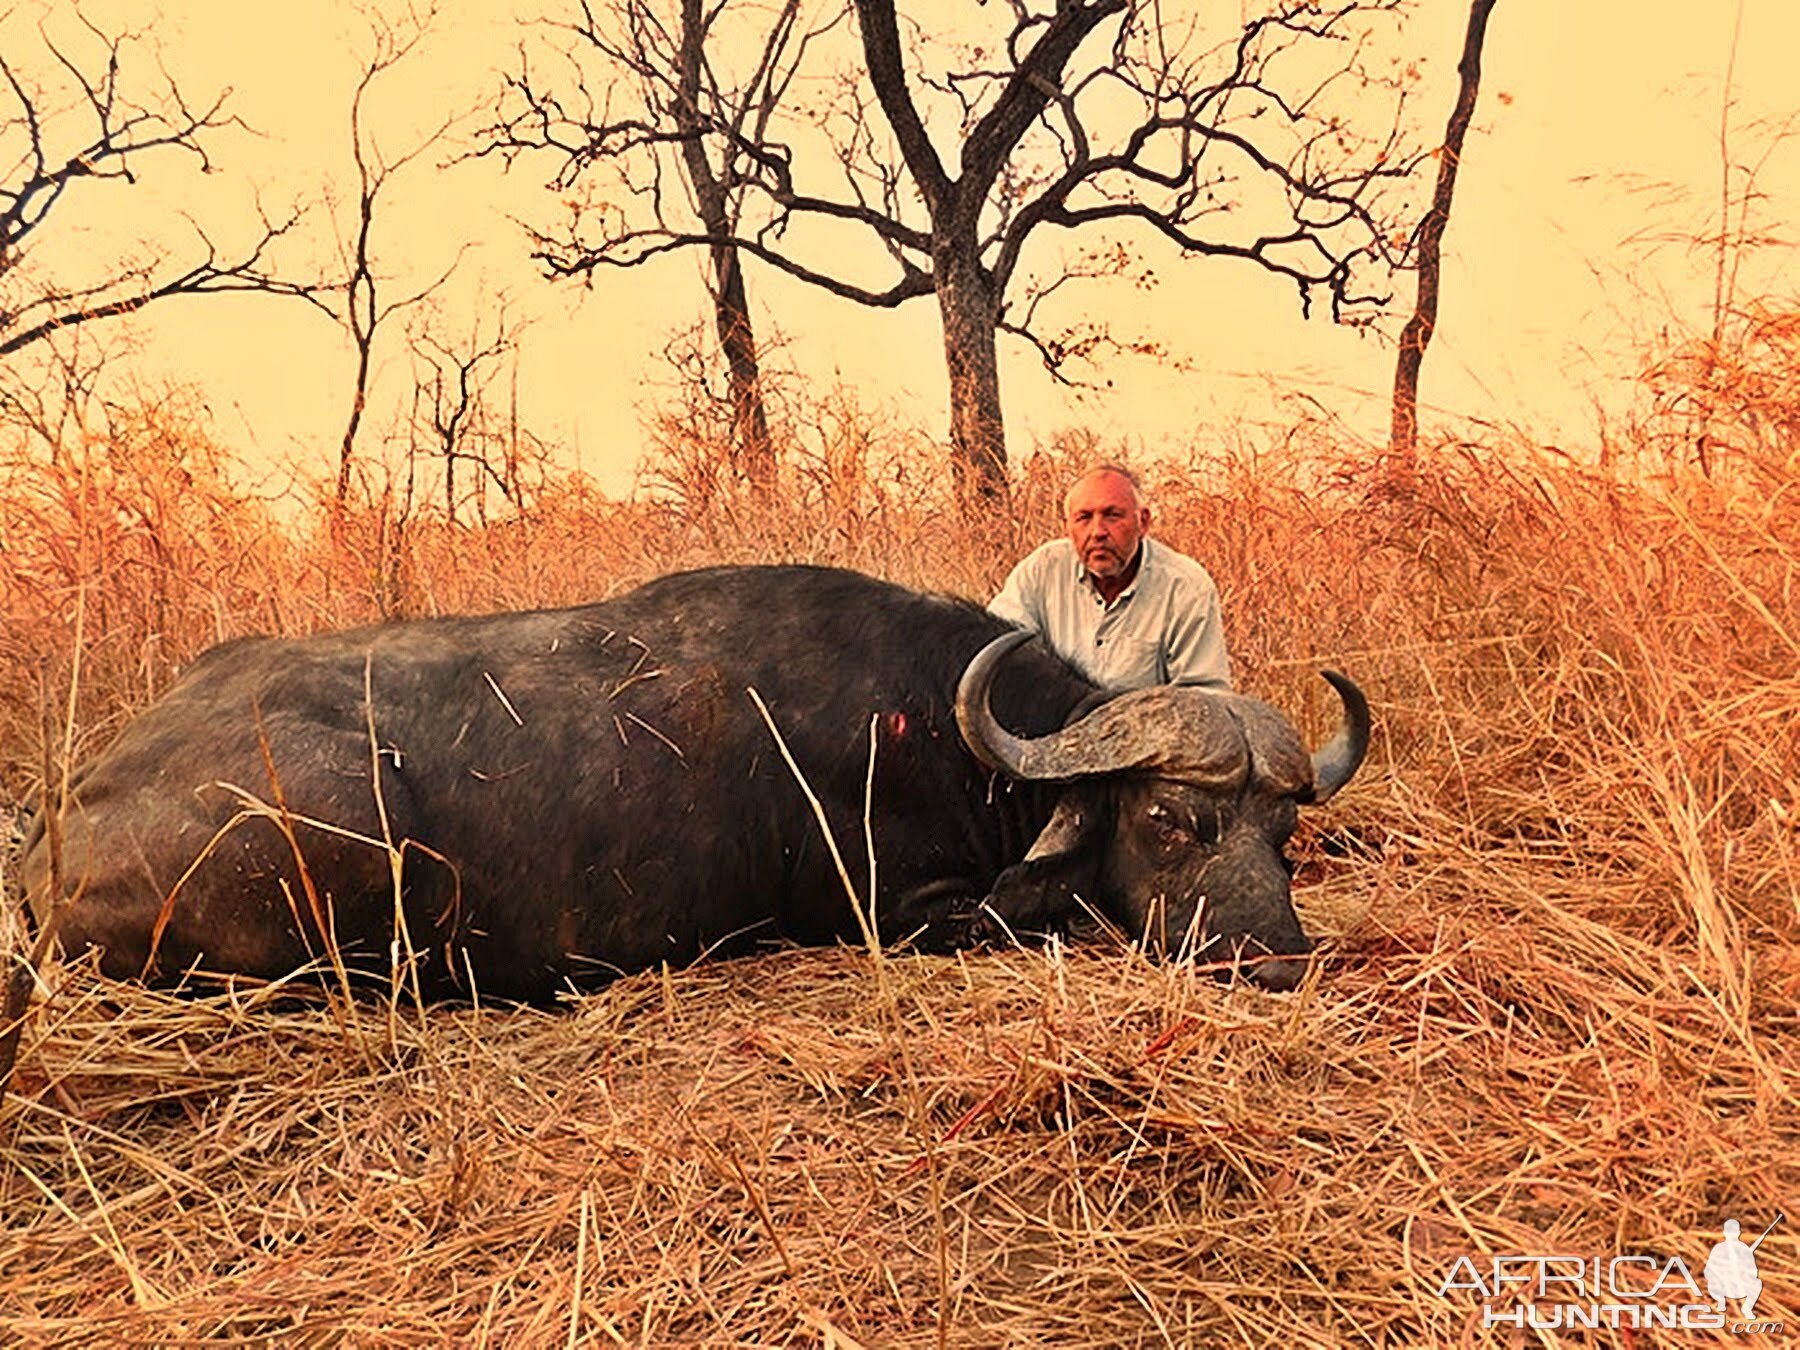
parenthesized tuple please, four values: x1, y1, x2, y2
(1247, 952, 1311, 992)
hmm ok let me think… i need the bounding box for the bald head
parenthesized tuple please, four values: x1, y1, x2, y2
(1063, 464, 1146, 517)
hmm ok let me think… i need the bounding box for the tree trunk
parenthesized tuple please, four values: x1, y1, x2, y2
(937, 243, 1008, 510)
(335, 340, 369, 514)
(708, 241, 775, 495)
(1390, 0, 1497, 470)
(678, 0, 775, 498)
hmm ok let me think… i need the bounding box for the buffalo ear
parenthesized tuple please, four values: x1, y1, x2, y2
(1024, 793, 1102, 861)
(982, 791, 1108, 936)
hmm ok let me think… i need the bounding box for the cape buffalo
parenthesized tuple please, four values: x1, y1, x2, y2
(21, 565, 1369, 998)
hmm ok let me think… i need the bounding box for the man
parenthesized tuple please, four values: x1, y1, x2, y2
(990, 464, 1231, 691)
(1704, 1219, 1765, 1319)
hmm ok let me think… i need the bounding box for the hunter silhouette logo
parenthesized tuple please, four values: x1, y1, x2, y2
(1706, 1214, 1781, 1321)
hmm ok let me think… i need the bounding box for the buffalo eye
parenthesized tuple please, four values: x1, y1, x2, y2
(1146, 802, 1222, 848)
(1146, 802, 1183, 848)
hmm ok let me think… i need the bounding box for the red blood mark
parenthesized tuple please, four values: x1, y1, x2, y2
(889, 710, 908, 738)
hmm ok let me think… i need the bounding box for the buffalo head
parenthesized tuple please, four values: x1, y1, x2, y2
(956, 631, 1370, 991)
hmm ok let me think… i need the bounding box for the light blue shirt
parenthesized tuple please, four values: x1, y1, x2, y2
(989, 537, 1232, 691)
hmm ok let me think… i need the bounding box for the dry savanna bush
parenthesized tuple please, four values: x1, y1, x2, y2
(0, 347, 1795, 1343)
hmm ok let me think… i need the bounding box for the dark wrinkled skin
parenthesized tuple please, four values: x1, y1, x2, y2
(23, 565, 1332, 1000)
(1101, 781, 1311, 987)
(980, 781, 1312, 990)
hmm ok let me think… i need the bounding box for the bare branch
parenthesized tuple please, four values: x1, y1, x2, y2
(329, 4, 466, 511)
(0, 21, 324, 362)
(850, 0, 951, 213)
(407, 294, 532, 522)
(533, 219, 935, 309)
(0, 203, 325, 358)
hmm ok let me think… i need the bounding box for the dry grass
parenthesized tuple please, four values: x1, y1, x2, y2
(4, 910, 1792, 1345)
(1, 338, 1797, 1342)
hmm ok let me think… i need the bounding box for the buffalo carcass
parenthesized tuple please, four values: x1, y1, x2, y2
(21, 565, 1369, 998)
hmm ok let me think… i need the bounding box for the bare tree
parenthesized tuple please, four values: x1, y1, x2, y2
(669, 0, 780, 493)
(329, 7, 464, 514)
(493, 0, 1421, 507)
(0, 330, 111, 452)
(0, 16, 322, 387)
(1389, 0, 1496, 468)
(408, 297, 535, 524)
(488, 0, 827, 496)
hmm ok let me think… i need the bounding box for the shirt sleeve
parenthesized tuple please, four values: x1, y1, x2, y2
(1164, 578, 1232, 689)
(988, 553, 1042, 631)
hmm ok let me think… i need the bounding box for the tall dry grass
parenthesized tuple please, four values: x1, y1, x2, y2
(0, 325, 1795, 1343)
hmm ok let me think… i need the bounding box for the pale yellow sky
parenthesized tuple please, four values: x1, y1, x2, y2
(8, 0, 1797, 494)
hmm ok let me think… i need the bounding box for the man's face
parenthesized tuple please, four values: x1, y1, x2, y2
(1066, 472, 1150, 581)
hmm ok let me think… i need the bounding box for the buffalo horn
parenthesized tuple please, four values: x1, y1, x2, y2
(1309, 670, 1371, 803)
(956, 630, 1244, 784)
(955, 630, 1036, 775)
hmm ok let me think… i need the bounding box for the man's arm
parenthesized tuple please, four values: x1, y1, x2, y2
(989, 551, 1046, 631)
(1164, 579, 1233, 689)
